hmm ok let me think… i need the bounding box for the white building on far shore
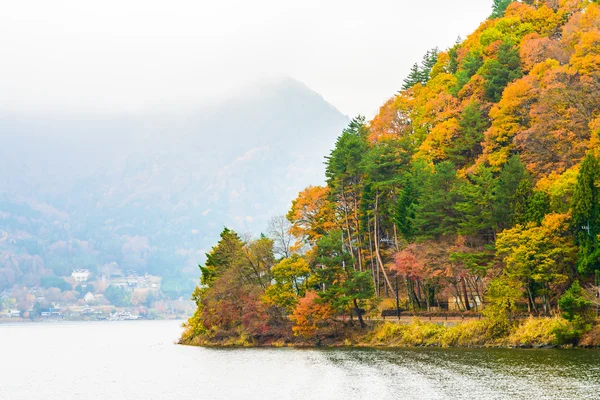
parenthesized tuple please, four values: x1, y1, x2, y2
(84, 292, 95, 303)
(72, 269, 91, 282)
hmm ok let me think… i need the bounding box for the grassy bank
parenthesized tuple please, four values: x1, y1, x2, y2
(180, 316, 600, 349)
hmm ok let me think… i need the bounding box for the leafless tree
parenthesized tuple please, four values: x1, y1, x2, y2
(267, 215, 294, 259)
(586, 284, 600, 316)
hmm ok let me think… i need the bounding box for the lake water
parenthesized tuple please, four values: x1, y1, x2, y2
(1, 320, 599, 399)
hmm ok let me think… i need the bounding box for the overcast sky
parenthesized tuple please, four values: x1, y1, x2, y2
(1, 0, 492, 118)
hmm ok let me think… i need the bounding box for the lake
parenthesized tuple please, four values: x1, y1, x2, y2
(1, 320, 599, 399)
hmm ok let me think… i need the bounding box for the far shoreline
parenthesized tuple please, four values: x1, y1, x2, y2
(0, 317, 185, 325)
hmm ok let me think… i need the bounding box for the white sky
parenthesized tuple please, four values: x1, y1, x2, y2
(0, 0, 492, 118)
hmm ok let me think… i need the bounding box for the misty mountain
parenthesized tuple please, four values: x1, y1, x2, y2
(0, 77, 349, 291)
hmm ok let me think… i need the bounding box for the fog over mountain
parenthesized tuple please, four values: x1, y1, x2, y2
(0, 77, 348, 290)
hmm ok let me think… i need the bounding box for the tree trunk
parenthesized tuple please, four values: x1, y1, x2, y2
(471, 277, 483, 311)
(373, 192, 396, 298)
(367, 218, 378, 297)
(353, 298, 366, 328)
(461, 278, 471, 311)
(353, 195, 363, 272)
(452, 283, 464, 311)
(526, 284, 537, 314)
(425, 285, 431, 311)
(465, 278, 478, 311)
(340, 186, 356, 269)
(407, 277, 420, 309)
(416, 279, 423, 307)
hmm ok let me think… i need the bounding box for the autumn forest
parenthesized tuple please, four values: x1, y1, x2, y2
(181, 0, 600, 348)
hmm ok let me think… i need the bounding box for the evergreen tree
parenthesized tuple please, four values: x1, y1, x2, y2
(494, 156, 528, 230)
(402, 63, 422, 90)
(446, 101, 489, 168)
(571, 153, 600, 275)
(393, 162, 429, 242)
(361, 138, 410, 246)
(412, 162, 462, 239)
(200, 227, 245, 286)
(454, 50, 484, 95)
(455, 166, 497, 240)
(511, 178, 534, 226)
(555, 280, 595, 344)
(447, 39, 462, 75)
(325, 116, 369, 267)
(482, 42, 523, 103)
(312, 230, 373, 328)
(490, 0, 514, 19)
(325, 116, 368, 192)
(419, 47, 439, 84)
(510, 178, 549, 226)
(527, 191, 550, 226)
(395, 175, 418, 241)
(558, 280, 593, 322)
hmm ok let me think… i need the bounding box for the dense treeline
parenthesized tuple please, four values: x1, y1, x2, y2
(182, 0, 600, 347)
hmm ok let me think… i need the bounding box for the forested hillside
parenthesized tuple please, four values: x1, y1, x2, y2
(183, 0, 600, 347)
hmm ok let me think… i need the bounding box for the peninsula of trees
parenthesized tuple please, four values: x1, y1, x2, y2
(181, 0, 600, 348)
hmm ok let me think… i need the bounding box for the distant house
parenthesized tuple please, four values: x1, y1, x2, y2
(84, 292, 95, 303)
(72, 269, 91, 282)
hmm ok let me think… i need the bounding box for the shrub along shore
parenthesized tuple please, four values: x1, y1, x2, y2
(180, 316, 600, 349)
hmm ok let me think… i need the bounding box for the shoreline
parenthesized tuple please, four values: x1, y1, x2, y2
(178, 339, 599, 350)
(179, 317, 600, 350)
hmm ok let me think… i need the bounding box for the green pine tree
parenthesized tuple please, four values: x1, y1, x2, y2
(200, 227, 245, 286)
(419, 47, 439, 83)
(453, 50, 484, 95)
(482, 42, 523, 103)
(558, 281, 592, 322)
(395, 174, 418, 241)
(402, 63, 422, 90)
(494, 155, 528, 230)
(455, 166, 497, 240)
(446, 101, 489, 168)
(325, 116, 369, 194)
(412, 162, 462, 239)
(447, 38, 462, 75)
(571, 153, 600, 275)
(526, 191, 550, 226)
(511, 178, 534, 226)
(490, 0, 514, 19)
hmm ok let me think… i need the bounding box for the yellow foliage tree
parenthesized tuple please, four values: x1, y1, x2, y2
(286, 186, 337, 249)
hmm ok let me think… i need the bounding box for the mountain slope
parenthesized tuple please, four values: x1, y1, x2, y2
(0, 77, 349, 291)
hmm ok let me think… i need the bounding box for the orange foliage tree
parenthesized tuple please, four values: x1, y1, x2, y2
(286, 186, 337, 249)
(290, 291, 334, 339)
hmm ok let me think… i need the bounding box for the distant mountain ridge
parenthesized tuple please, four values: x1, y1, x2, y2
(0, 77, 349, 291)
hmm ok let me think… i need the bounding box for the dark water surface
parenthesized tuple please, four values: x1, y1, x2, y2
(1, 320, 599, 399)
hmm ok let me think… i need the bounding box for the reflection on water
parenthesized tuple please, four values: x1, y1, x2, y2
(1, 321, 599, 400)
(318, 348, 600, 399)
